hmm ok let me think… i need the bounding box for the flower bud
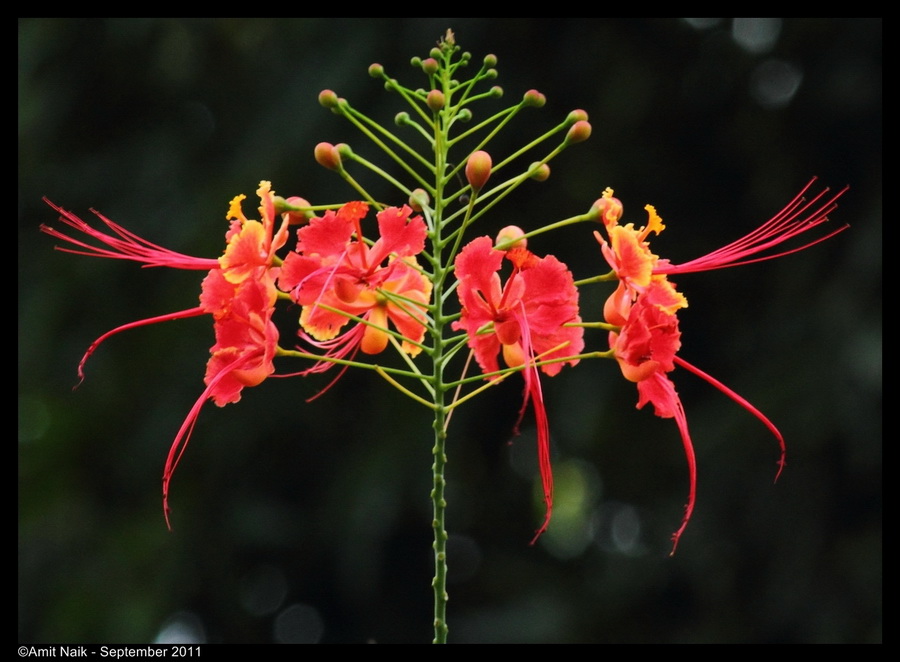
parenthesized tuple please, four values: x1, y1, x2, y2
(426, 89, 445, 112)
(567, 109, 589, 124)
(523, 90, 546, 108)
(528, 162, 551, 181)
(490, 85, 503, 98)
(408, 188, 430, 212)
(314, 142, 342, 170)
(495, 225, 527, 250)
(484, 53, 498, 67)
(368, 63, 384, 78)
(564, 120, 592, 145)
(410, 56, 422, 68)
(395, 111, 411, 127)
(484, 68, 498, 80)
(593, 188, 623, 226)
(335, 143, 354, 159)
(457, 109, 472, 122)
(422, 58, 439, 75)
(429, 47, 442, 59)
(318, 89, 339, 109)
(465, 150, 492, 192)
(275, 195, 312, 225)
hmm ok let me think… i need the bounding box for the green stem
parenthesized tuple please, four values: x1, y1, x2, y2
(431, 395, 450, 644)
(427, 44, 456, 644)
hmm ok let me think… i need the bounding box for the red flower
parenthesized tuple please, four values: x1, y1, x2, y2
(453, 236, 584, 542)
(44, 182, 291, 526)
(596, 180, 848, 553)
(278, 202, 431, 363)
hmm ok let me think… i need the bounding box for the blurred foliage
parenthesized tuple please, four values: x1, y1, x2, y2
(19, 18, 881, 643)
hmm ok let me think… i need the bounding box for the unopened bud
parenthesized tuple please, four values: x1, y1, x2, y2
(564, 120, 592, 145)
(275, 196, 313, 225)
(335, 143, 353, 159)
(395, 111, 411, 127)
(495, 225, 527, 250)
(429, 47, 441, 59)
(457, 109, 472, 122)
(408, 188, 430, 212)
(318, 89, 339, 109)
(484, 68, 498, 80)
(567, 109, 589, 124)
(490, 86, 503, 98)
(528, 162, 551, 181)
(314, 142, 342, 170)
(422, 58, 439, 75)
(523, 90, 546, 108)
(426, 89, 445, 112)
(465, 150, 492, 192)
(410, 56, 422, 68)
(593, 188, 623, 225)
(484, 53, 498, 67)
(368, 63, 384, 78)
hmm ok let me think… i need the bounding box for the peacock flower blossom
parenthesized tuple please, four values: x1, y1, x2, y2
(453, 235, 584, 543)
(598, 179, 847, 554)
(43, 182, 292, 526)
(277, 202, 431, 364)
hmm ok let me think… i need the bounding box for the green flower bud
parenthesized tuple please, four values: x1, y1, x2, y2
(408, 188, 430, 212)
(335, 143, 354, 159)
(465, 150, 492, 192)
(426, 89, 445, 112)
(457, 109, 472, 122)
(395, 111, 411, 127)
(564, 120, 592, 145)
(490, 86, 503, 98)
(528, 162, 551, 181)
(566, 109, 589, 124)
(422, 58, 439, 75)
(429, 47, 441, 59)
(314, 142, 341, 170)
(410, 56, 422, 68)
(318, 89, 339, 109)
(523, 89, 546, 108)
(275, 195, 312, 225)
(484, 68, 498, 80)
(495, 225, 527, 250)
(483, 53, 498, 67)
(368, 63, 384, 78)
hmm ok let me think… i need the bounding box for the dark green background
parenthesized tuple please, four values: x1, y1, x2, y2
(19, 18, 881, 643)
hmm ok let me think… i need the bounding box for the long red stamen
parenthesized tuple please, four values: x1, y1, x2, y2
(76, 307, 205, 385)
(42, 199, 219, 270)
(292, 325, 363, 401)
(527, 367, 553, 545)
(656, 180, 849, 275)
(509, 303, 554, 545)
(162, 351, 256, 529)
(663, 377, 696, 556)
(674, 356, 786, 481)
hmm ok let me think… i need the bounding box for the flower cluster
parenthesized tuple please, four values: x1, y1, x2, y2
(42, 186, 437, 526)
(41, 33, 847, 572)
